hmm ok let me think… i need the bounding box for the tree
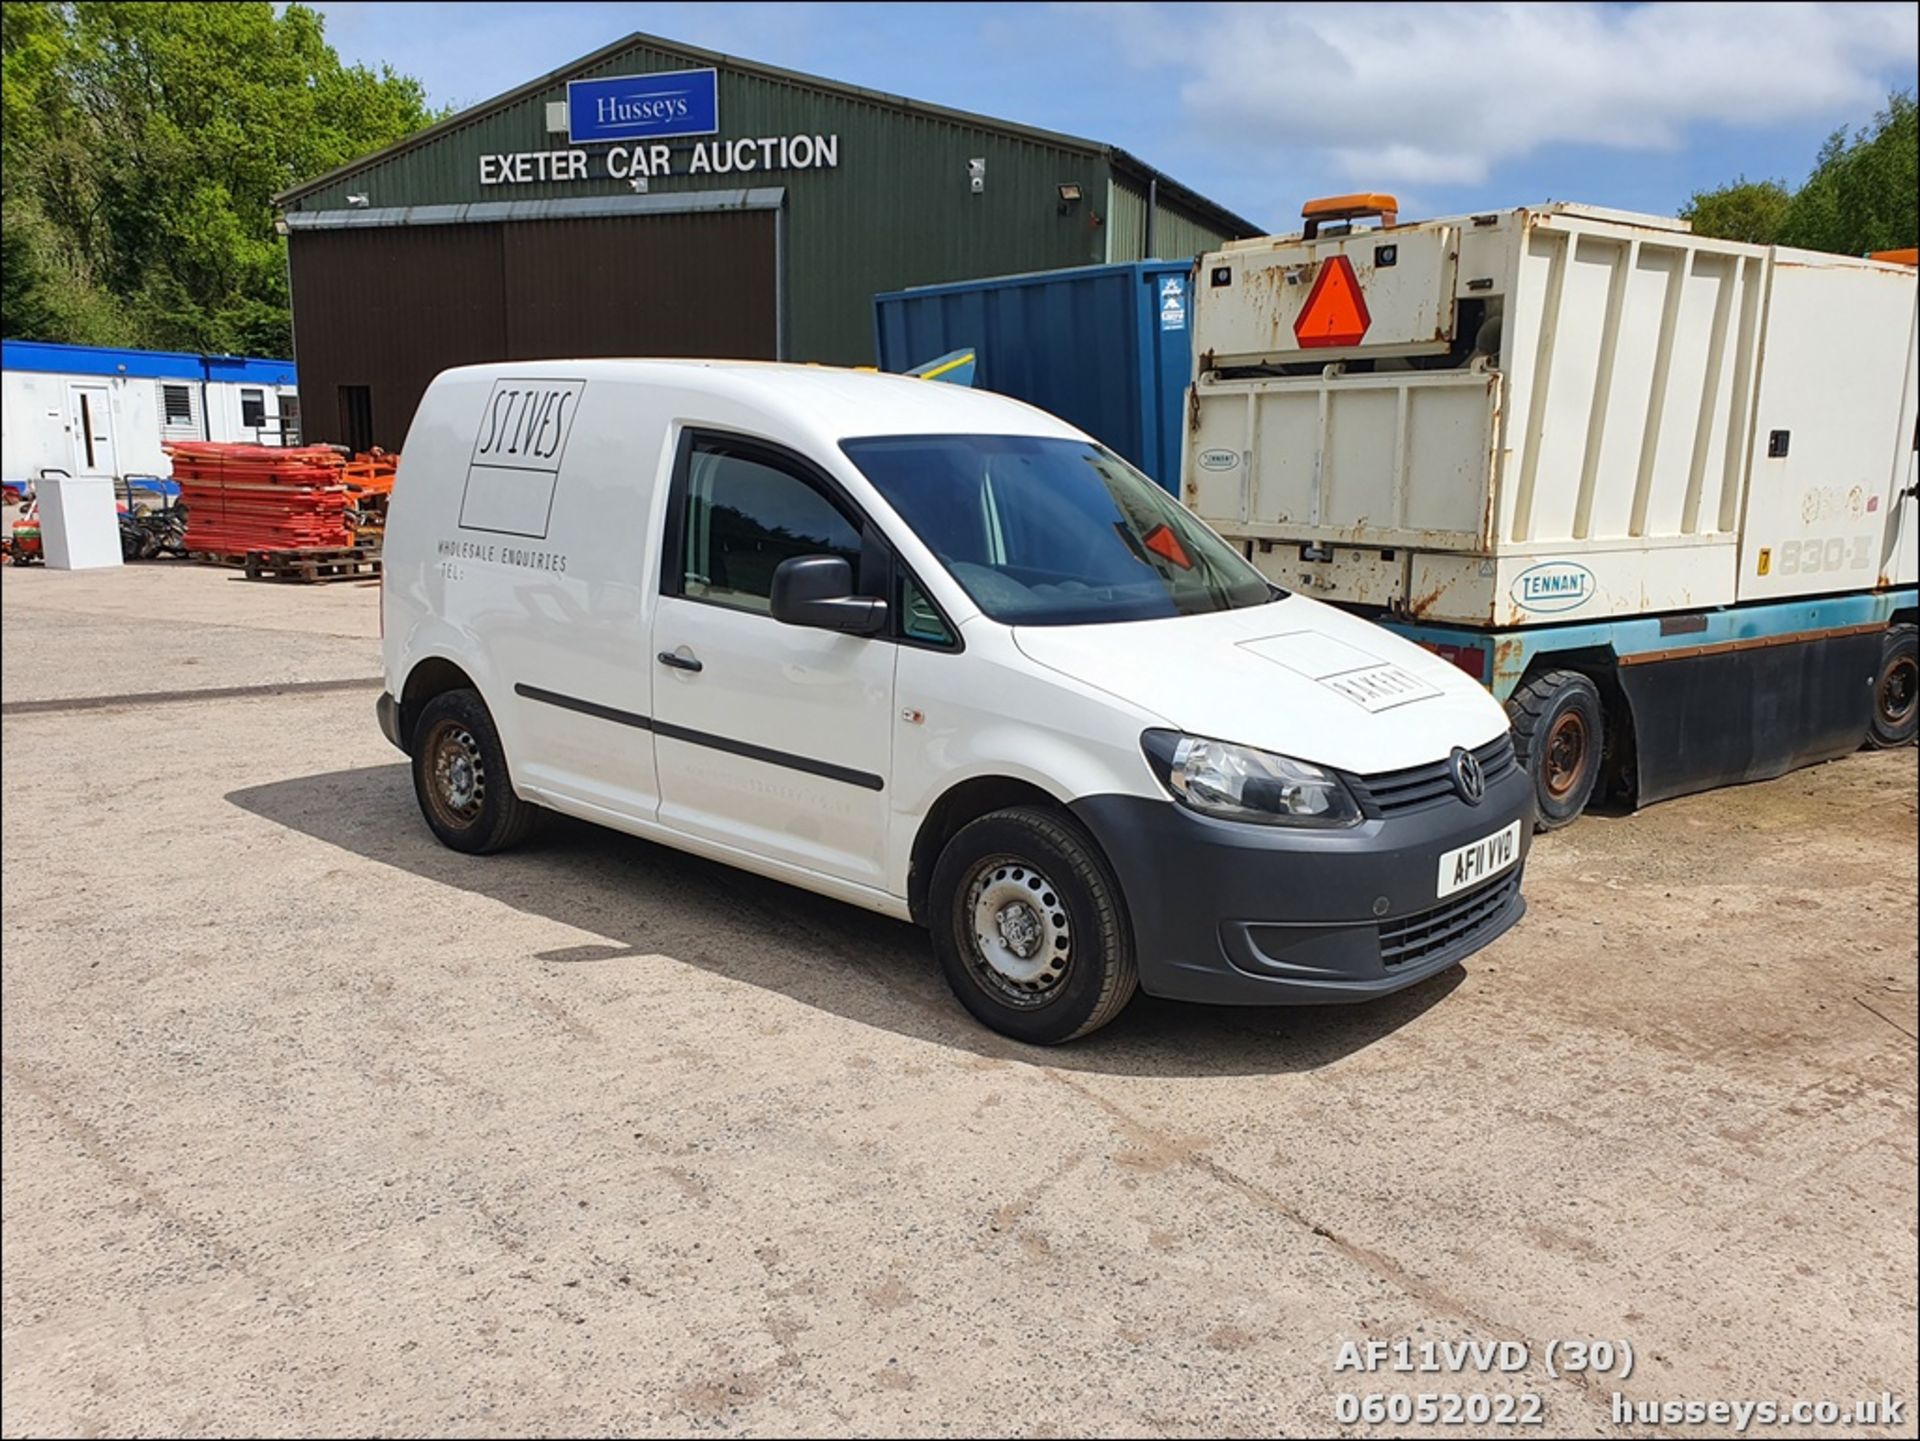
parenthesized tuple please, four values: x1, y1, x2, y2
(1777, 91, 1917, 255)
(1684, 91, 1917, 255)
(1, 2, 437, 352)
(1679, 178, 1792, 246)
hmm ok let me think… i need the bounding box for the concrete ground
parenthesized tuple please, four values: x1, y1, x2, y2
(0, 560, 379, 703)
(3, 562, 1915, 1438)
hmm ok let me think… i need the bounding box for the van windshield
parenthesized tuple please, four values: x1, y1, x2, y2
(840, 434, 1278, 626)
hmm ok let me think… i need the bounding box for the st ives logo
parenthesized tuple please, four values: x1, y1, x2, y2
(1511, 561, 1594, 614)
(1198, 449, 1239, 471)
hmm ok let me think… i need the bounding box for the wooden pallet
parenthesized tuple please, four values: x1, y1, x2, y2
(241, 547, 382, 584)
(190, 551, 251, 569)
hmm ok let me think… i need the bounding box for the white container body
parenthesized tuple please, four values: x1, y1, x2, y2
(1185, 205, 1920, 627)
(36, 474, 123, 570)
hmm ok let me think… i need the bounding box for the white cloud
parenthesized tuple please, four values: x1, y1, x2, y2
(1081, 1, 1917, 185)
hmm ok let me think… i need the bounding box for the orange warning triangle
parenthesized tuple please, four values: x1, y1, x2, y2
(1141, 522, 1192, 569)
(1294, 254, 1371, 348)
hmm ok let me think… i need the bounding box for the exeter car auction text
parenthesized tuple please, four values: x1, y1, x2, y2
(480, 135, 839, 185)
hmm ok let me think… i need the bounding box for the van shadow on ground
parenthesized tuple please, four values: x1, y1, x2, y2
(226, 764, 1463, 1079)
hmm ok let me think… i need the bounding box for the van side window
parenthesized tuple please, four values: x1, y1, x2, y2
(680, 443, 861, 614)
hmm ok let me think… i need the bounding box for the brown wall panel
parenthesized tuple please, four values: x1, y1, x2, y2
(290, 211, 776, 450)
(500, 212, 777, 362)
(290, 224, 506, 451)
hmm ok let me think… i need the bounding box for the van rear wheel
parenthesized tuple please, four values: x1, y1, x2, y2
(411, 688, 538, 854)
(929, 807, 1137, 1044)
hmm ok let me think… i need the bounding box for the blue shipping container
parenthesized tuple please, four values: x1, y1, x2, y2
(873, 261, 1192, 494)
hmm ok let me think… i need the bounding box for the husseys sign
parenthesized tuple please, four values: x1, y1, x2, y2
(480, 66, 840, 187)
(568, 69, 719, 143)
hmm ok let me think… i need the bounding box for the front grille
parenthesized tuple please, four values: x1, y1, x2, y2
(1380, 870, 1521, 968)
(1347, 732, 1517, 817)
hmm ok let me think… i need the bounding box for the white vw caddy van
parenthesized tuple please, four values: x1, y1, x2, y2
(378, 361, 1532, 1043)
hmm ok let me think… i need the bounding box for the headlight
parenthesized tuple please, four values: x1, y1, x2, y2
(1141, 729, 1362, 827)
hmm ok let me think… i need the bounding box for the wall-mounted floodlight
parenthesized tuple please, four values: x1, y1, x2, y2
(346, 194, 370, 208)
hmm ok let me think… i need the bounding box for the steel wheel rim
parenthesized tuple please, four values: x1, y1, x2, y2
(1544, 710, 1589, 800)
(1880, 655, 1917, 729)
(426, 722, 487, 828)
(964, 856, 1072, 1008)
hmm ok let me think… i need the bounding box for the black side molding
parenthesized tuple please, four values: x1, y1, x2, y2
(653, 719, 883, 791)
(515, 683, 651, 730)
(512, 682, 883, 792)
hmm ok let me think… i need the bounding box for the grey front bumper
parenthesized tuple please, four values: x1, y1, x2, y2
(376, 691, 406, 754)
(1068, 762, 1533, 1005)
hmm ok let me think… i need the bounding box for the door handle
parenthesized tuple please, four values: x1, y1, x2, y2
(657, 650, 703, 673)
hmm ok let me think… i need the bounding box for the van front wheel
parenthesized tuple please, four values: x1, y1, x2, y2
(929, 807, 1138, 1044)
(410, 688, 539, 854)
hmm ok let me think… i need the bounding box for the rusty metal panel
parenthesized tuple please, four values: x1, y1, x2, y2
(1245, 539, 1409, 608)
(1195, 225, 1460, 364)
(1182, 203, 1910, 628)
(1183, 367, 1499, 550)
(498, 212, 776, 361)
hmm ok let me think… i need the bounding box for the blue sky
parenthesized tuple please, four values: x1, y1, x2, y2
(310, 1, 1919, 231)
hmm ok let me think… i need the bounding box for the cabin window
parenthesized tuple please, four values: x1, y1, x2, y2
(678, 443, 861, 614)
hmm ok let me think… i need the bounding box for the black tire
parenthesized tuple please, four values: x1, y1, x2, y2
(928, 806, 1138, 1044)
(410, 688, 539, 854)
(1507, 669, 1605, 831)
(1867, 623, 1918, 748)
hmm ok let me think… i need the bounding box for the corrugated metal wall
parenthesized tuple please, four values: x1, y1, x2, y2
(1107, 178, 1240, 263)
(288, 211, 775, 449)
(874, 262, 1195, 490)
(283, 39, 1120, 364)
(289, 224, 500, 451)
(497, 213, 777, 358)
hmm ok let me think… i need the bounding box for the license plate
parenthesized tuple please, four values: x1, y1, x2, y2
(1436, 820, 1521, 899)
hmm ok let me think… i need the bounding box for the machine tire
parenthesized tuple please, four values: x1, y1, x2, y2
(929, 806, 1138, 1044)
(1867, 623, 1918, 748)
(1508, 669, 1605, 831)
(410, 688, 539, 854)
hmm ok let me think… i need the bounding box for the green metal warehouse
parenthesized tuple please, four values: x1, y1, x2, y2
(273, 30, 1257, 451)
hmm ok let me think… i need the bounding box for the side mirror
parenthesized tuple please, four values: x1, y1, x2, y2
(769, 555, 889, 635)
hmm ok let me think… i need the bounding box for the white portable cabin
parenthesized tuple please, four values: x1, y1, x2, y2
(1183, 202, 1919, 627)
(1, 341, 300, 485)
